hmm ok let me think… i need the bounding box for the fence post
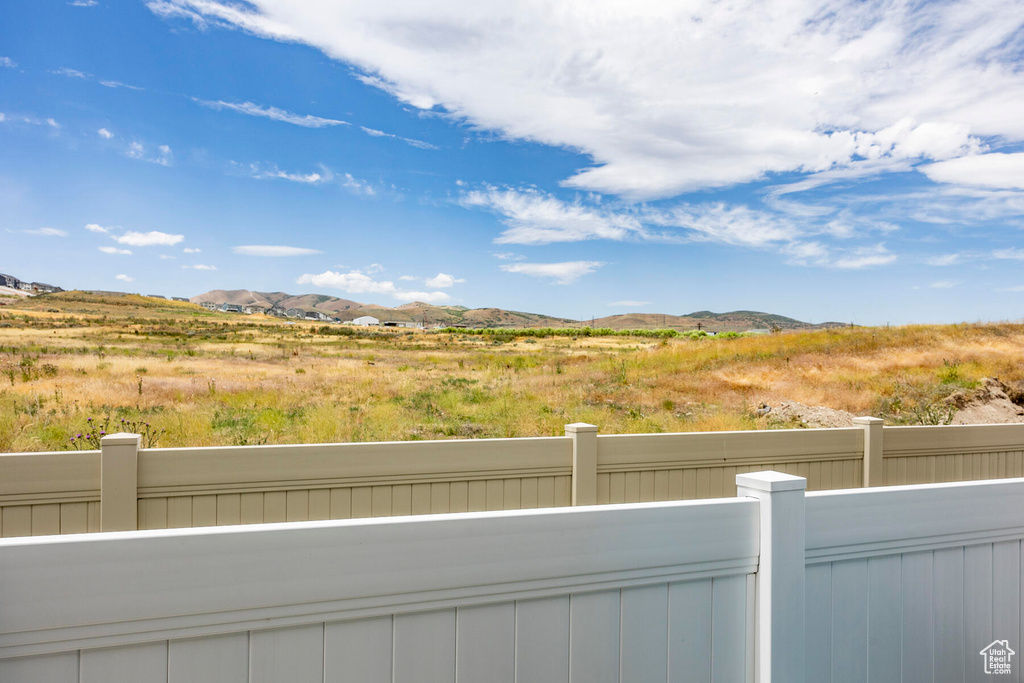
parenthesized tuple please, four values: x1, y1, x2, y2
(565, 423, 598, 506)
(736, 471, 806, 683)
(100, 432, 141, 532)
(853, 416, 884, 487)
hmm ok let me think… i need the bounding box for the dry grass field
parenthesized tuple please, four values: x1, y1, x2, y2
(2, 292, 1023, 452)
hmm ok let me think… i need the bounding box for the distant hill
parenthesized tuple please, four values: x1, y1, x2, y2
(191, 290, 575, 327)
(592, 310, 847, 332)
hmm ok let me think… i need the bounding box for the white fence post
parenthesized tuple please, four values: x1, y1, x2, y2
(565, 423, 598, 506)
(737, 471, 806, 683)
(853, 416, 884, 487)
(100, 432, 140, 532)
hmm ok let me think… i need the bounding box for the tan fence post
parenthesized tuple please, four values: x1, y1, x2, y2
(100, 432, 141, 532)
(566, 423, 598, 505)
(853, 417, 884, 487)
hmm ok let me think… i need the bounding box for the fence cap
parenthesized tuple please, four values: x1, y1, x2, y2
(736, 471, 807, 493)
(852, 416, 884, 425)
(100, 433, 142, 447)
(564, 423, 598, 433)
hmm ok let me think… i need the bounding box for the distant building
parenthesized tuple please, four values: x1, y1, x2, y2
(352, 316, 380, 326)
(286, 308, 305, 319)
(171, 297, 190, 302)
(199, 302, 218, 310)
(0, 273, 19, 289)
(383, 321, 424, 329)
(147, 294, 167, 299)
(220, 303, 244, 313)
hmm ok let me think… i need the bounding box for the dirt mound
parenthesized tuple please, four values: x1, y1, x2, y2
(764, 401, 859, 428)
(943, 378, 1024, 425)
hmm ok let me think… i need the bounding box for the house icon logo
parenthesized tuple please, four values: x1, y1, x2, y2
(980, 640, 1015, 675)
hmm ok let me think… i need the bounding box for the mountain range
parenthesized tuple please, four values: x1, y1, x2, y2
(192, 289, 845, 332)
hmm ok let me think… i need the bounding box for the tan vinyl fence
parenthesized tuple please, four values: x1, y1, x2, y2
(3, 420, 1024, 537)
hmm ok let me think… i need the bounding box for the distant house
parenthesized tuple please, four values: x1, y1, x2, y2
(286, 308, 305, 319)
(383, 321, 424, 329)
(147, 294, 167, 299)
(220, 303, 244, 313)
(304, 310, 332, 322)
(199, 302, 218, 310)
(171, 297, 190, 302)
(0, 273, 19, 289)
(352, 316, 380, 326)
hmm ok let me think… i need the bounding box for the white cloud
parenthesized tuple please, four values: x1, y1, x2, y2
(113, 230, 185, 247)
(70, 0, 99, 6)
(0, 57, 15, 68)
(98, 246, 131, 255)
(424, 273, 465, 288)
(609, 300, 651, 308)
(359, 126, 437, 150)
(159, 254, 176, 260)
(234, 161, 328, 184)
(832, 245, 898, 270)
(296, 268, 451, 303)
(461, 187, 647, 245)
(492, 252, 525, 261)
(399, 275, 417, 281)
(365, 263, 384, 274)
(183, 247, 201, 253)
(182, 264, 217, 270)
(99, 80, 144, 90)
(196, 99, 348, 128)
(921, 153, 1024, 191)
(115, 274, 134, 282)
(993, 248, 1024, 261)
(52, 67, 89, 79)
(925, 254, 960, 266)
(126, 141, 172, 166)
(24, 227, 67, 237)
(97, 128, 114, 139)
(85, 223, 109, 233)
(500, 261, 605, 285)
(153, 0, 1019, 199)
(341, 173, 375, 196)
(232, 245, 322, 257)
(46, 118, 59, 129)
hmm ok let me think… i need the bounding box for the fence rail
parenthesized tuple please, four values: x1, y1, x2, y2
(2, 420, 1024, 537)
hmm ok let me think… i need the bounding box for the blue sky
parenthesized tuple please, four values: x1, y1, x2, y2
(2, 0, 1024, 325)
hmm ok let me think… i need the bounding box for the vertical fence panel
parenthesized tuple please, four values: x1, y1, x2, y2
(394, 609, 456, 683)
(933, 547, 965, 683)
(965, 543, 994, 670)
(620, 584, 669, 681)
(324, 617, 392, 683)
(237, 492, 263, 523)
(902, 552, 935, 683)
(668, 579, 712, 683)
(59, 501, 89, 534)
(249, 624, 324, 683)
(516, 596, 570, 683)
(711, 574, 748, 683)
(168, 633, 248, 683)
(81, 641, 168, 683)
(831, 559, 868, 683)
(456, 603, 515, 683)
(0, 652, 78, 683)
(806, 563, 832, 682)
(569, 590, 619, 683)
(867, 554, 902, 682)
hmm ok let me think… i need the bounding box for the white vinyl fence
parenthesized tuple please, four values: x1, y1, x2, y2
(2, 472, 1023, 682)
